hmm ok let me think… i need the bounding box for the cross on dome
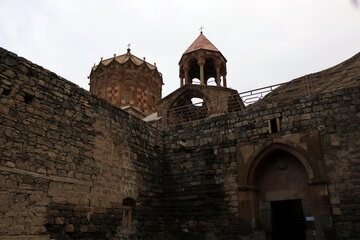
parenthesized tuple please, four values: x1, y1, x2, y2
(199, 26, 204, 34)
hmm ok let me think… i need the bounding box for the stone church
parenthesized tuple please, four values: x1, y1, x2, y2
(0, 32, 359, 240)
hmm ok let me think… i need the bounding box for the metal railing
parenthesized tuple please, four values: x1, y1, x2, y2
(238, 83, 283, 105)
(161, 82, 287, 127)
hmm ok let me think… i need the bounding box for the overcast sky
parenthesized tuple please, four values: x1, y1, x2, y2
(0, 0, 359, 96)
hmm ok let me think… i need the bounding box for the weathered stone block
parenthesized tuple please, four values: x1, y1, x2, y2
(48, 182, 63, 196)
(65, 224, 75, 232)
(4, 161, 16, 168)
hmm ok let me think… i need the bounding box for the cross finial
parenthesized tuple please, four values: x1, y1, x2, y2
(127, 43, 131, 53)
(199, 26, 204, 33)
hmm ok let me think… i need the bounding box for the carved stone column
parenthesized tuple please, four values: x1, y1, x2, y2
(179, 65, 184, 87)
(200, 64, 205, 85)
(215, 67, 221, 87)
(184, 65, 190, 84)
(198, 58, 205, 85)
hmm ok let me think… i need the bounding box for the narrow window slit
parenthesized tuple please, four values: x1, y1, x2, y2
(269, 118, 280, 133)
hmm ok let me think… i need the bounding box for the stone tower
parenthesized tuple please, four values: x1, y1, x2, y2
(89, 48, 163, 118)
(179, 31, 227, 87)
(157, 32, 244, 125)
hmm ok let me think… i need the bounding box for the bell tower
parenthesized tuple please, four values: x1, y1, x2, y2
(157, 31, 244, 126)
(179, 31, 227, 87)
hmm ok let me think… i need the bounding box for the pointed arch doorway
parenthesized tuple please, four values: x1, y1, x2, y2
(254, 149, 308, 240)
(237, 140, 333, 240)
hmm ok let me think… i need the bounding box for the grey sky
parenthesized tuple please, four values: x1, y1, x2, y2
(0, 0, 359, 96)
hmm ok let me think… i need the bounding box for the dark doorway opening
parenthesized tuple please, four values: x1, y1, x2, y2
(271, 199, 306, 240)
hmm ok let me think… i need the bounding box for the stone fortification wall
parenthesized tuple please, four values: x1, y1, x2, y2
(1, 46, 360, 240)
(0, 48, 164, 240)
(162, 85, 360, 240)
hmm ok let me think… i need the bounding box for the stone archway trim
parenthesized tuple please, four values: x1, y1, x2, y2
(245, 139, 315, 187)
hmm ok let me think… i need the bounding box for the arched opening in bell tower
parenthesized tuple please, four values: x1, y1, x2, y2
(188, 58, 200, 84)
(204, 58, 216, 85)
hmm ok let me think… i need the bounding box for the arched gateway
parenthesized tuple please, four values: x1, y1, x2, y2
(237, 139, 334, 240)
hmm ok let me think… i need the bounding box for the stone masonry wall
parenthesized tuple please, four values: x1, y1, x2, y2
(0, 47, 164, 240)
(1, 46, 360, 240)
(162, 85, 360, 239)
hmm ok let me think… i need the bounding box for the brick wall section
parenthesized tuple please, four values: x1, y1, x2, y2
(0, 47, 164, 239)
(162, 85, 360, 239)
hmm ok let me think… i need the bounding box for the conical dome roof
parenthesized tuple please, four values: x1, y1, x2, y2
(183, 32, 220, 54)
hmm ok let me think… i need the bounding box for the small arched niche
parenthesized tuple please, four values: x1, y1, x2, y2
(121, 197, 136, 232)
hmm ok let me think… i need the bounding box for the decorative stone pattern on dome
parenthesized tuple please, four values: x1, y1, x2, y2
(89, 49, 163, 116)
